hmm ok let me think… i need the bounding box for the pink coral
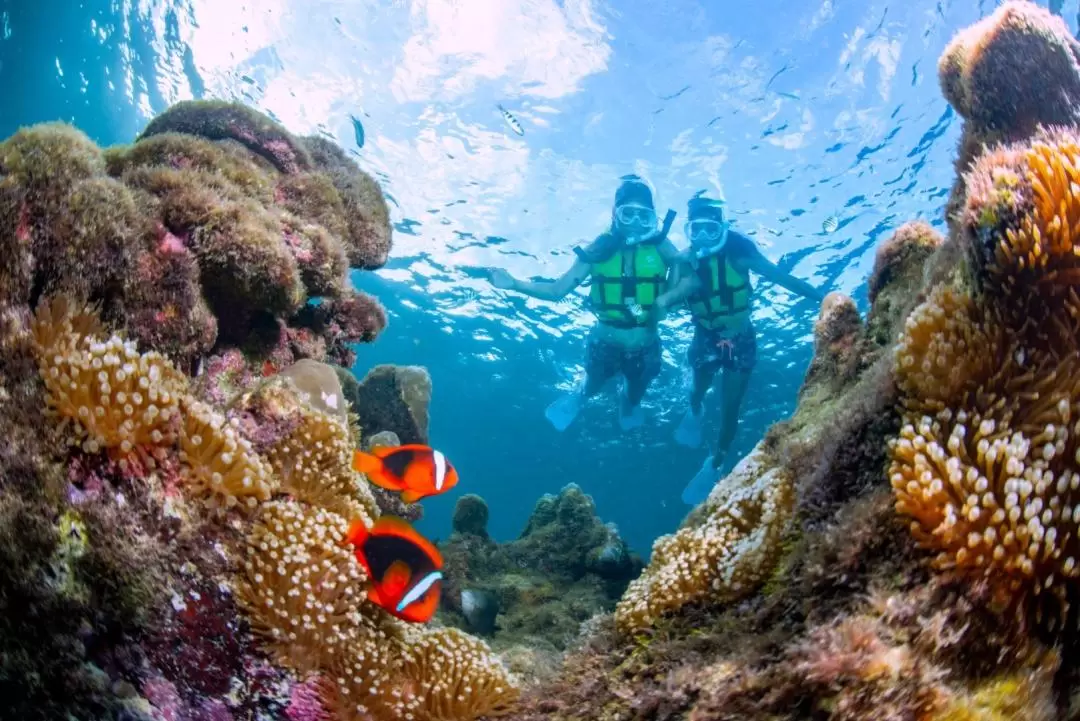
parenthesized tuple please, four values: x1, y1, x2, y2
(286, 677, 332, 721)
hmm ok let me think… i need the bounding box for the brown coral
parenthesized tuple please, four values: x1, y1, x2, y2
(938, 1, 1080, 237)
(236, 500, 371, 673)
(892, 133, 1080, 621)
(614, 445, 795, 632)
(33, 306, 187, 466)
(3, 100, 390, 372)
(177, 398, 277, 511)
(962, 130, 1080, 352)
(399, 627, 521, 721)
(868, 221, 945, 306)
(939, 1, 1080, 133)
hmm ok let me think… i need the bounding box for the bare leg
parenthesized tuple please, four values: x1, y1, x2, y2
(712, 368, 752, 468)
(690, 365, 717, 415)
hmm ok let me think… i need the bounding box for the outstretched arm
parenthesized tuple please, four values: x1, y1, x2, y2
(655, 261, 700, 313)
(488, 258, 590, 301)
(741, 247, 825, 302)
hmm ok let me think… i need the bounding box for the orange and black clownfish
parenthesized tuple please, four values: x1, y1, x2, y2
(352, 444, 459, 504)
(346, 516, 443, 623)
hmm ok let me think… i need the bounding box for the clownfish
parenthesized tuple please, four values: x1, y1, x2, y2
(346, 516, 443, 623)
(352, 444, 459, 504)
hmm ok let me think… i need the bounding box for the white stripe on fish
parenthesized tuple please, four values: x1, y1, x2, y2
(433, 450, 447, 490)
(396, 570, 443, 613)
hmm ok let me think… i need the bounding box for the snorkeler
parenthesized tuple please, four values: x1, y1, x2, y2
(654, 194, 825, 505)
(487, 175, 680, 432)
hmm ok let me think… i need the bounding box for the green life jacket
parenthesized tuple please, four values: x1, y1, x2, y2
(687, 253, 752, 330)
(587, 239, 667, 327)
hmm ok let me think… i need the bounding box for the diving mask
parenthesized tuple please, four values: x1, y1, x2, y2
(614, 203, 657, 227)
(688, 219, 730, 258)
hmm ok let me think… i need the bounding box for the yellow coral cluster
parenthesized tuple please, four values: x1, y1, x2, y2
(891, 132, 1080, 619)
(236, 500, 375, 673)
(178, 398, 277, 510)
(238, 499, 519, 720)
(399, 627, 521, 721)
(263, 402, 379, 524)
(615, 446, 795, 632)
(975, 135, 1080, 350)
(32, 299, 187, 465)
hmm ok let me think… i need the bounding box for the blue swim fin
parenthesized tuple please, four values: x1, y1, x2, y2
(545, 392, 583, 432)
(617, 382, 645, 431)
(674, 408, 703, 448)
(619, 403, 645, 431)
(682, 455, 718, 506)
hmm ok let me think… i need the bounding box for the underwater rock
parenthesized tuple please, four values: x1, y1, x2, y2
(439, 484, 641, 652)
(800, 292, 864, 394)
(508, 484, 618, 582)
(349, 364, 432, 445)
(137, 99, 314, 175)
(866, 220, 945, 345)
(1, 100, 391, 373)
(452, 493, 491, 538)
(583, 523, 639, 582)
(300, 135, 393, 270)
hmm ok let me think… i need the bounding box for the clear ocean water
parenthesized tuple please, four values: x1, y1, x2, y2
(3, 0, 1066, 558)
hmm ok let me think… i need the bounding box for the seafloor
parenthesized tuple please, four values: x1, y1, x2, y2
(3, 1, 1080, 719)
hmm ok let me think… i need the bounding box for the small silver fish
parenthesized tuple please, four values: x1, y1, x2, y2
(497, 104, 524, 136)
(822, 214, 839, 233)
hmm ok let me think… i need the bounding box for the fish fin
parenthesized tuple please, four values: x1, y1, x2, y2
(381, 560, 412, 601)
(399, 579, 442, 623)
(351, 450, 382, 475)
(401, 489, 426, 504)
(391, 444, 435, 455)
(354, 451, 407, 492)
(372, 516, 443, 567)
(366, 583, 386, 608)
(345, 518, 370, 548)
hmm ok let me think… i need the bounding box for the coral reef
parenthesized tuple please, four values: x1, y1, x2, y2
(0, 100, 526, 721)
(453, 493, 490, 538)
(891, 127, 1080, 625)
(865, 220, 946, 345)
(500, 5, 1080, 718)
(939, 0, 1080, 233)
(1, 99, 390, 373)
(438, 485, 643, 651)
(614, 446, 795, 633)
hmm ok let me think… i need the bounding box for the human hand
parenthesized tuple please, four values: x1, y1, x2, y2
(488, 268, 516, 290)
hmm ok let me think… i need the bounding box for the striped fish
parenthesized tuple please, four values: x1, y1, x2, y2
(822, 214, 839, 233)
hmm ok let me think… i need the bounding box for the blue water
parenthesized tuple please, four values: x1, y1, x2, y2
(4, 0, 1069, 557)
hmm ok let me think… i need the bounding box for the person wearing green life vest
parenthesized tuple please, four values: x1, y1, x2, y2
(653, 194, 826, 505)
(487, 175, 681, 432)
